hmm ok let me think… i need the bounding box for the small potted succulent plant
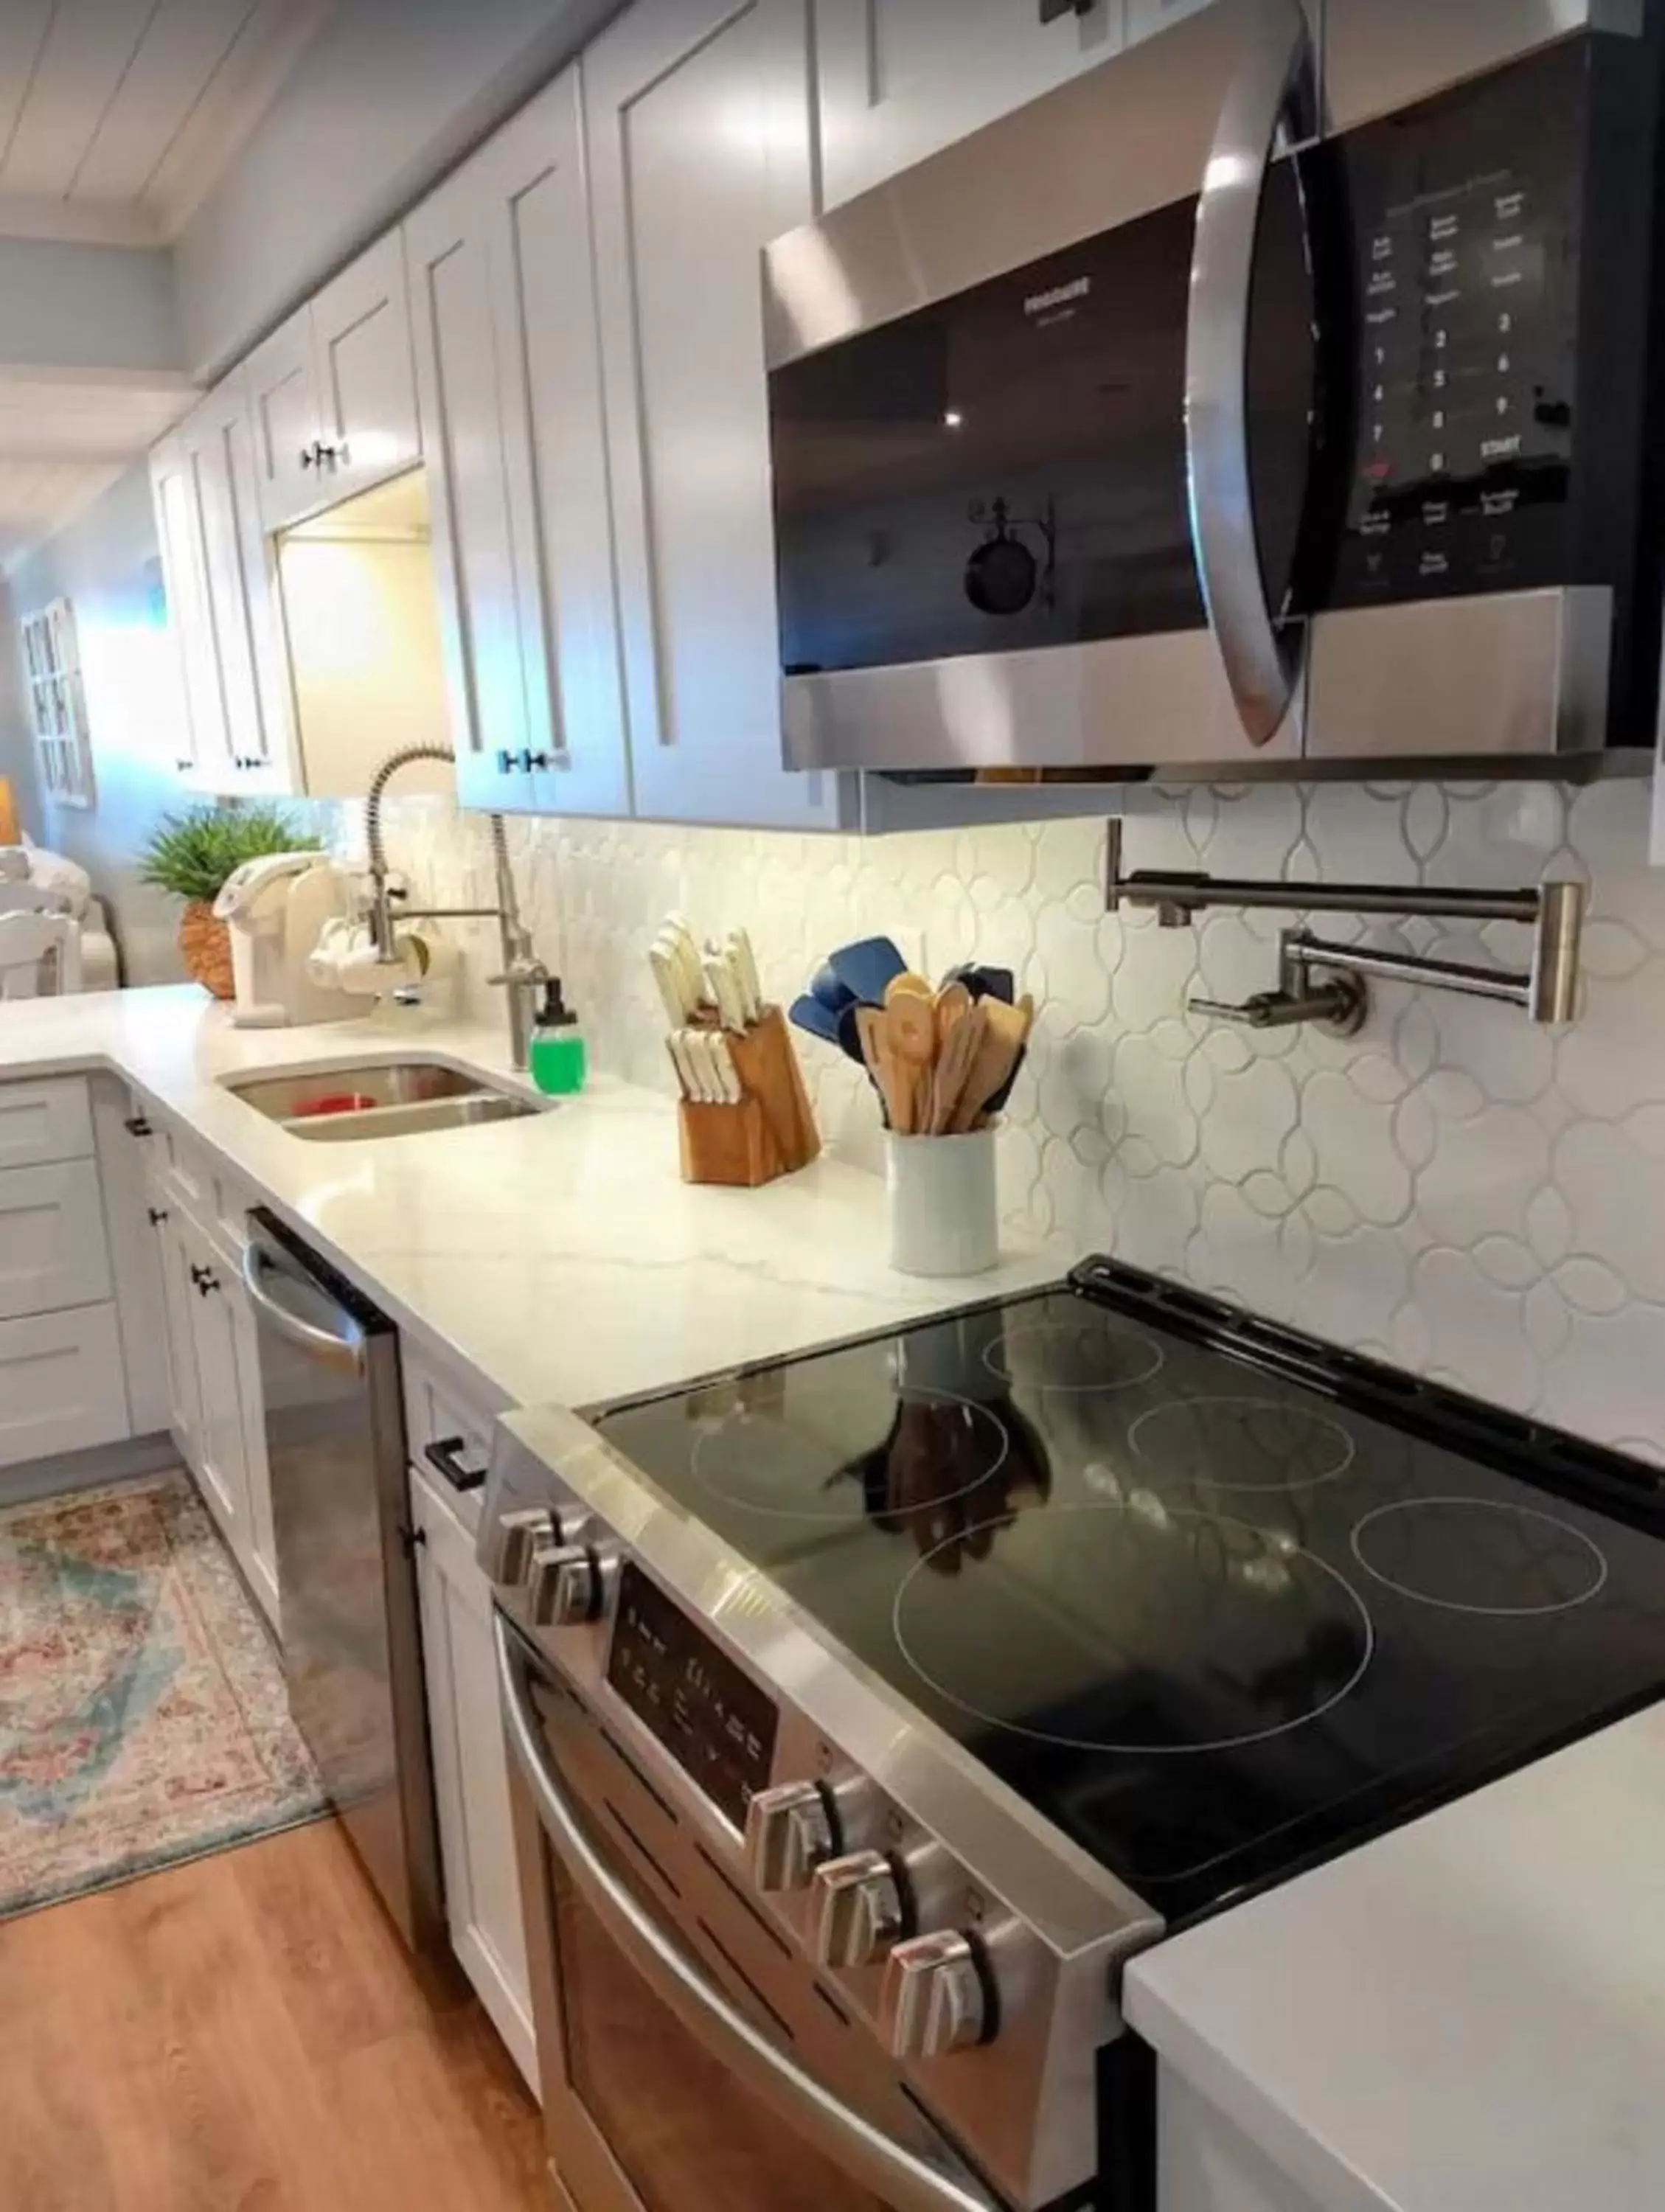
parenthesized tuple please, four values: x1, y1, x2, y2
(139, 804, 322, 1000)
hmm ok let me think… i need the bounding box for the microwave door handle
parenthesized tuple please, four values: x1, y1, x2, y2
(495, 1618, 996, 2212)
(240, 1239, 366, 1376)
(1184, 0, 1317, 747)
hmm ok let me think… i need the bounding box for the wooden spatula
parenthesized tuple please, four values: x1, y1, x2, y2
(884, 990, 936, 1135)
(948, 994, 1029, 1133)
(928, 998, 986, 1133)
(855, 1004, 901, 1128)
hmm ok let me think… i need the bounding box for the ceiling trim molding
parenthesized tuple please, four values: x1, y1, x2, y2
(0, 191, 161, 249)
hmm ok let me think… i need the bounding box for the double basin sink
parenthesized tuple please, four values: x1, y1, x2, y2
(224, 1058, 543, 1144)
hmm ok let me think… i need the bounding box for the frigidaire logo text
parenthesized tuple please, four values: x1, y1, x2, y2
(1024, 276, 1091, 316)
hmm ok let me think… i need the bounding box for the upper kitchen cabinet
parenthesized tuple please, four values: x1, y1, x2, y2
(246, 234, 422, 536)
(814, 0, 1124, 209)
(406, 67, 630, 819)
(585, 0, 844, 831)
(176, 381, 299, 796)
(149, 431, 223, 785)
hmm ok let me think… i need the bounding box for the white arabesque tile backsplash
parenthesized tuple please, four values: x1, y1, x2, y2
(354, 777, 1665, 1464)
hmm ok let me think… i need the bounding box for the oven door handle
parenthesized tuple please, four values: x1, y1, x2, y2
(1184, 0, 1317, 748)
(495, 1618, 997, 2212)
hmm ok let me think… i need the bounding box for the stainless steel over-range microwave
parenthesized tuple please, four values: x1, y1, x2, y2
(763, 0, 1665, 785)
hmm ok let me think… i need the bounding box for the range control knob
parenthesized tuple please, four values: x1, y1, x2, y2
(881, 1932, 991, 2061)
(526, 1540, 618, 1627)
(745, 1781, 840, 1893)
(812, 1850, 908, 1969)
(489, 1506, 557, 1585)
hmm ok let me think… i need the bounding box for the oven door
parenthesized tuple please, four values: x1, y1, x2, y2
(496, 1618, 1003, 2212)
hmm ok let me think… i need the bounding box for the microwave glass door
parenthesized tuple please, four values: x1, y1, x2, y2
(770, 167, 1317, 682)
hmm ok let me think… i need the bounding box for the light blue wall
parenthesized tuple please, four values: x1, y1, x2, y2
(5, 465, 190, 986)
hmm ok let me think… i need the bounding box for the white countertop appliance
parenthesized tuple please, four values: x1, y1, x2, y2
(213, 852, 355, 1029)
(480, 1255, 1665, 2212)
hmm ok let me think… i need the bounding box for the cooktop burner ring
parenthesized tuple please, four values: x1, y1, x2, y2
(1350, 1497, 1611, 1617)
(980, 1315, 1166, 1394)
(689, 1387, 1011, 1523)
(892, 1502, 1377, 1756)
(1127, 1396, 1358, 1493)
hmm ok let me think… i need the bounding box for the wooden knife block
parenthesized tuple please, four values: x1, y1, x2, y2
(678, 1005, 821, 1188)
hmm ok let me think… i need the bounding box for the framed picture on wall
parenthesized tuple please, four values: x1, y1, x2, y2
(20, 597, 95, 810)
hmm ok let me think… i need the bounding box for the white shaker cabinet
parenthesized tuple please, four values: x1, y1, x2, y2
(150, 431, 226, 785)
(247, 233, 421, 535)
(310, 232, 423, 507)
(584, 0, 844, 831)
(406, 66, 630, 818)
(178, 379, 298, 796)
(411, 1462, 537, 2088)
(0, 1161, 114, 1323)
(813, 0, 1123, 209)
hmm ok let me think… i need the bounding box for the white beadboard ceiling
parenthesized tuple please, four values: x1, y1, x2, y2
(0, 0, 337, 247)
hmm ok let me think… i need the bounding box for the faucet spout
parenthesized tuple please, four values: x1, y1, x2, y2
(362, 742, 549, 1072)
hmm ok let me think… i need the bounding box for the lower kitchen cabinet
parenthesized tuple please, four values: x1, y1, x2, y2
(411, 1461, 537, 2090)
(0, 1159, 114, 1321)
(0, 1305, 130, 1469)
(147, 1188, 279, 1627)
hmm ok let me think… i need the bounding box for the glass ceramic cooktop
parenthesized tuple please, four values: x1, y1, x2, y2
(594, 1268, 1665, 1924)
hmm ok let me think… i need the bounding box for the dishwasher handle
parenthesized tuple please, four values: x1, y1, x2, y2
(241, 1238, 366, 1376)
(496, 1618, 996, 2212)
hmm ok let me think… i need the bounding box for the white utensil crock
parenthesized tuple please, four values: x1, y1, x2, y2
(886, 1128, 998, 1278)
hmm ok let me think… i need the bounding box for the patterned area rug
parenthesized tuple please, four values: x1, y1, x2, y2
(0, 1472, 326, 1921)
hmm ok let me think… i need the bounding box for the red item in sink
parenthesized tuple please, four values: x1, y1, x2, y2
(293, 1092, 375, 1117)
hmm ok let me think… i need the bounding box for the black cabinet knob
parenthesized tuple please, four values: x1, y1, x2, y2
(190, 1264, 219, 1296)
(124, 1114, 152, 1138)
(147, 1206, 168, 1226)
(496, 748, 516, 774)
(518, 749, 552, 773)
(397, 1523, 428, 1559)
(299, 447, 316, 469)
(1039, 0, 1093, 15)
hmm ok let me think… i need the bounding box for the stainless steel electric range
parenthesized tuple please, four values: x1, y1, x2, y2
(480, 1258, 1665, 2212)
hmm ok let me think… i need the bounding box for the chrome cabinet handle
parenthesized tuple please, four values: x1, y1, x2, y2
(240, 1240, 365, 1375)
(494, 1620, 995, 2212)
(1184, 0, 1316, 748)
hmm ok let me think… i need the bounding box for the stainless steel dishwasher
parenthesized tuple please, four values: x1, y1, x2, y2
(242, 1206, 448, 1966)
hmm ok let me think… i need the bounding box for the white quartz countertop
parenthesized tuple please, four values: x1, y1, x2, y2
(0, 985, 1059, 1412)
(1125, 1698, 1665, 2212)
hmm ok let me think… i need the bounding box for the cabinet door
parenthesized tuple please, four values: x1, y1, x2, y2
(311, 231, 423, 505)
(246, 305, 324, 535)
(149, 431, 227, 783)
(585, 0, 842, 830)
(814, 0, 1122, 209)
(180, 380, 298, 796)
(0, 1161, 114, 1321)
(0, 1306, 130, 1470)
(178, 1218, 251, 1554)
(411, 1466, 537, 2087)
(405, 178, 538, 813)
(1126, 0, 1215, 46)
(151, 1206, 206, 1473)
(485, 69, 631, 819)
(0, 1077, 93, 1170)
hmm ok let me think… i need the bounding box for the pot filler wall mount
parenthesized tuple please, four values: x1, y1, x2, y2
(1104, 821, 1588, 1031)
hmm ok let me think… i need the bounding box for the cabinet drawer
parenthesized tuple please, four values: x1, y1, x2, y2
(0, 1304, 131, 1469)
(0, 1160, 113, 1321)
(0, 1078, 94, 1170)
(403, 1343, 504, 1520)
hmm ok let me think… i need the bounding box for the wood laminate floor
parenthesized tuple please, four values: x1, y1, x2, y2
(0, 1819, 551, 2212)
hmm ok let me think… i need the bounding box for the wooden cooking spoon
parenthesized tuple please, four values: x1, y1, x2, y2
(948, 994, 1029, 1133)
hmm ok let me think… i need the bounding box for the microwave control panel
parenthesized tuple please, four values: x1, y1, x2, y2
(1331, 42, 1585, 606)
(606, 1560, 779, 1830)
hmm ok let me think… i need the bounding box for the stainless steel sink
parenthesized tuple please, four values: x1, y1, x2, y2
(223, 1059, 543, 1142)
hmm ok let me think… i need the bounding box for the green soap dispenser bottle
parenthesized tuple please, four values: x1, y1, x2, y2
(529, 978, 586, 1096)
